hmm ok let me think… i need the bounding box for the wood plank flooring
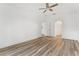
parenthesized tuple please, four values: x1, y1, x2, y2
(0, 36, 79, 56)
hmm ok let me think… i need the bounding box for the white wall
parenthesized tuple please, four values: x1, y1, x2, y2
(0, 3, 43, 48)
(38, 3, 79, 40)
(50, 3, 79, 40)
(0, 3, 79, 48)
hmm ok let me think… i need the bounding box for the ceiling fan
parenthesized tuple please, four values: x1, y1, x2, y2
(39, 3, 58, 13)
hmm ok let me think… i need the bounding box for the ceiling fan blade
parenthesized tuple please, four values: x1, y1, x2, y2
(43, 10, 47, 13)
(39, 8, 46, 10)
(50, 3, 58, 8)
(46, 3, 49, 8)
(49, 9, 53, 11)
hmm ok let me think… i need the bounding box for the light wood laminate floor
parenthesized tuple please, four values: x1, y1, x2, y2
(0, 36, 79, 56)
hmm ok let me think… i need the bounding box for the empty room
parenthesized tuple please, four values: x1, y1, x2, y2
(0, 3, 79, 56)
